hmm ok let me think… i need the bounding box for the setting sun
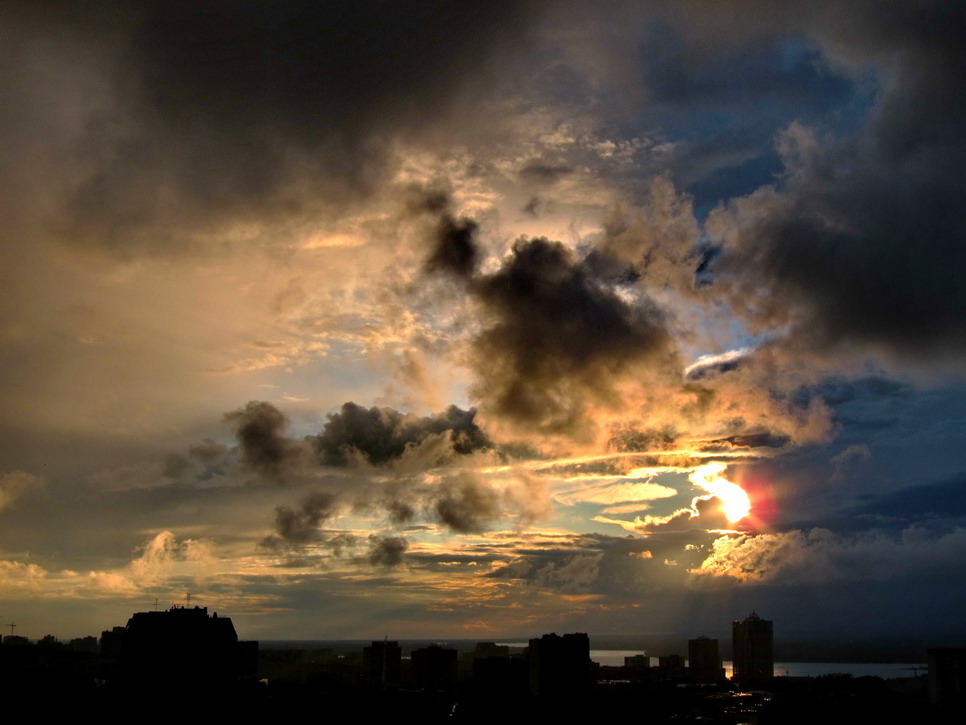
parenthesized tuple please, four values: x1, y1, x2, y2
(690, 462, 751, 523)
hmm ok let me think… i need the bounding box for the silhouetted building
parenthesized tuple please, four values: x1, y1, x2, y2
(100, 626, 125, 657)
(69, 636, 98, 654)
(928, 648, 966, 713)
(474, 641, 510, 659)
(528, 632, 590, 697)
(625, 653, 649, 670)
(469, 642, 527, 696)
(99, 625, 126, 680)
(364, 639, 401, 689)
(732, 611, 773, 687)
(411, 644, 458, 691)
(39, 634, 62, 649)
(120, 606, 240, 689)
(689, 636, 724, 684)
(657, 653, 688, 681)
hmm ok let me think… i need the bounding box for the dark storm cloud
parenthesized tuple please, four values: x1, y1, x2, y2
(225, 401, 298, 479)
(6, 0, 537, 252)
(384, 498, 418, 527)
(311, 402, 491, 467)
(808, 377, 913, 407)
(633, 25, 861, 205)
(473, 239, 675, 433)
(710, 1, 966, 361)
(366, 468, 549, 534)
(416, 189, 679, 433)
(260, 491, 340, 549)
(848, 474, 966, 526)
(425, 214, 480, 279)
(637, 26, 855, 112)
(431, 474, 501, 534)
(367, 535, 408, 568)
(413, 186, 481, 279)
(483, 531, 711, 596)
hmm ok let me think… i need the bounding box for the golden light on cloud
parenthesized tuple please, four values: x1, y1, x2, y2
(299, 232, 368, 249)
(689, 462, 751, 523)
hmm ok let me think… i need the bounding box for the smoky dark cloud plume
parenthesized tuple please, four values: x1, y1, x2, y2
(709, 1, 966, 363)
(409, 185, 481, 278)
(368, 535, 408, 567)
(425, 214, 480, 279)
(425, 215, 677, 432)
(311, 402, 491, 466)
(431, 474, 502, 534)
(225, 401, 299, 479)
(261, 491, 341, 549)
(5, 0, 537, 253)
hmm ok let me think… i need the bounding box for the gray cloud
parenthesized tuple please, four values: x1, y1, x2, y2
(474, 239, 675, 431)
(829, 444, 872, 484)
(162, 439, 232, 481)
(4, 0, 539, 254)
(225, 401, 299, 479)
(421, 206, 679, 434)
(261, 491, 340, 549)
(707, 2, 966, 364)
(695, 525, 966, 586)
(311, 402, 491, 467)
(425, 213, 480, 279)
(484, 531, 712, 597)
(431, 474, 502, 534)
(367, 535, 408, 568)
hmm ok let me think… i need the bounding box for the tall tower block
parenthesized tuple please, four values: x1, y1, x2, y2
(689, 635, 724, 684)
(732, 611, 773, 687)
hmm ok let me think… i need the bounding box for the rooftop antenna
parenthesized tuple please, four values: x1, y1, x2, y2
(5, 622, 15, 636)
(186, 592, 192, 608)
(153, 598, 159, 611)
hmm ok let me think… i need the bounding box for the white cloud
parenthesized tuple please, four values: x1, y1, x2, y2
(692, 526, 966, 585)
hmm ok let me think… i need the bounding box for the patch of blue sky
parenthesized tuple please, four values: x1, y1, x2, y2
(623, 32, 877, 217)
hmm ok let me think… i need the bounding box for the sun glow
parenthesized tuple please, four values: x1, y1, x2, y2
(689, 462, 751, 522)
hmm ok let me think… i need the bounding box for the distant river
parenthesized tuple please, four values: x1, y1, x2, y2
(588, 650, 926, 679)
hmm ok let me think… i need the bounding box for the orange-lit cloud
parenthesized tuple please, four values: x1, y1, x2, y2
(689, 462, 751, 523)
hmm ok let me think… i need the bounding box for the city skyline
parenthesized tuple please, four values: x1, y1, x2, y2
(3, 1, 966, 643)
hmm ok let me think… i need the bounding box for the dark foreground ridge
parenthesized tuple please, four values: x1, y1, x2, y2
(2, 606, 963, 722)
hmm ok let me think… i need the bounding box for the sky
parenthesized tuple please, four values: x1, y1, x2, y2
(3, 0, 966, 644)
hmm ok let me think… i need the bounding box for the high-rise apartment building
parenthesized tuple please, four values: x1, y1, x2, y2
(689, 635, 724, 684)
(732, 611, 773, 687)
(527, 632, 590, 697)
(364, 639, 402, 689)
